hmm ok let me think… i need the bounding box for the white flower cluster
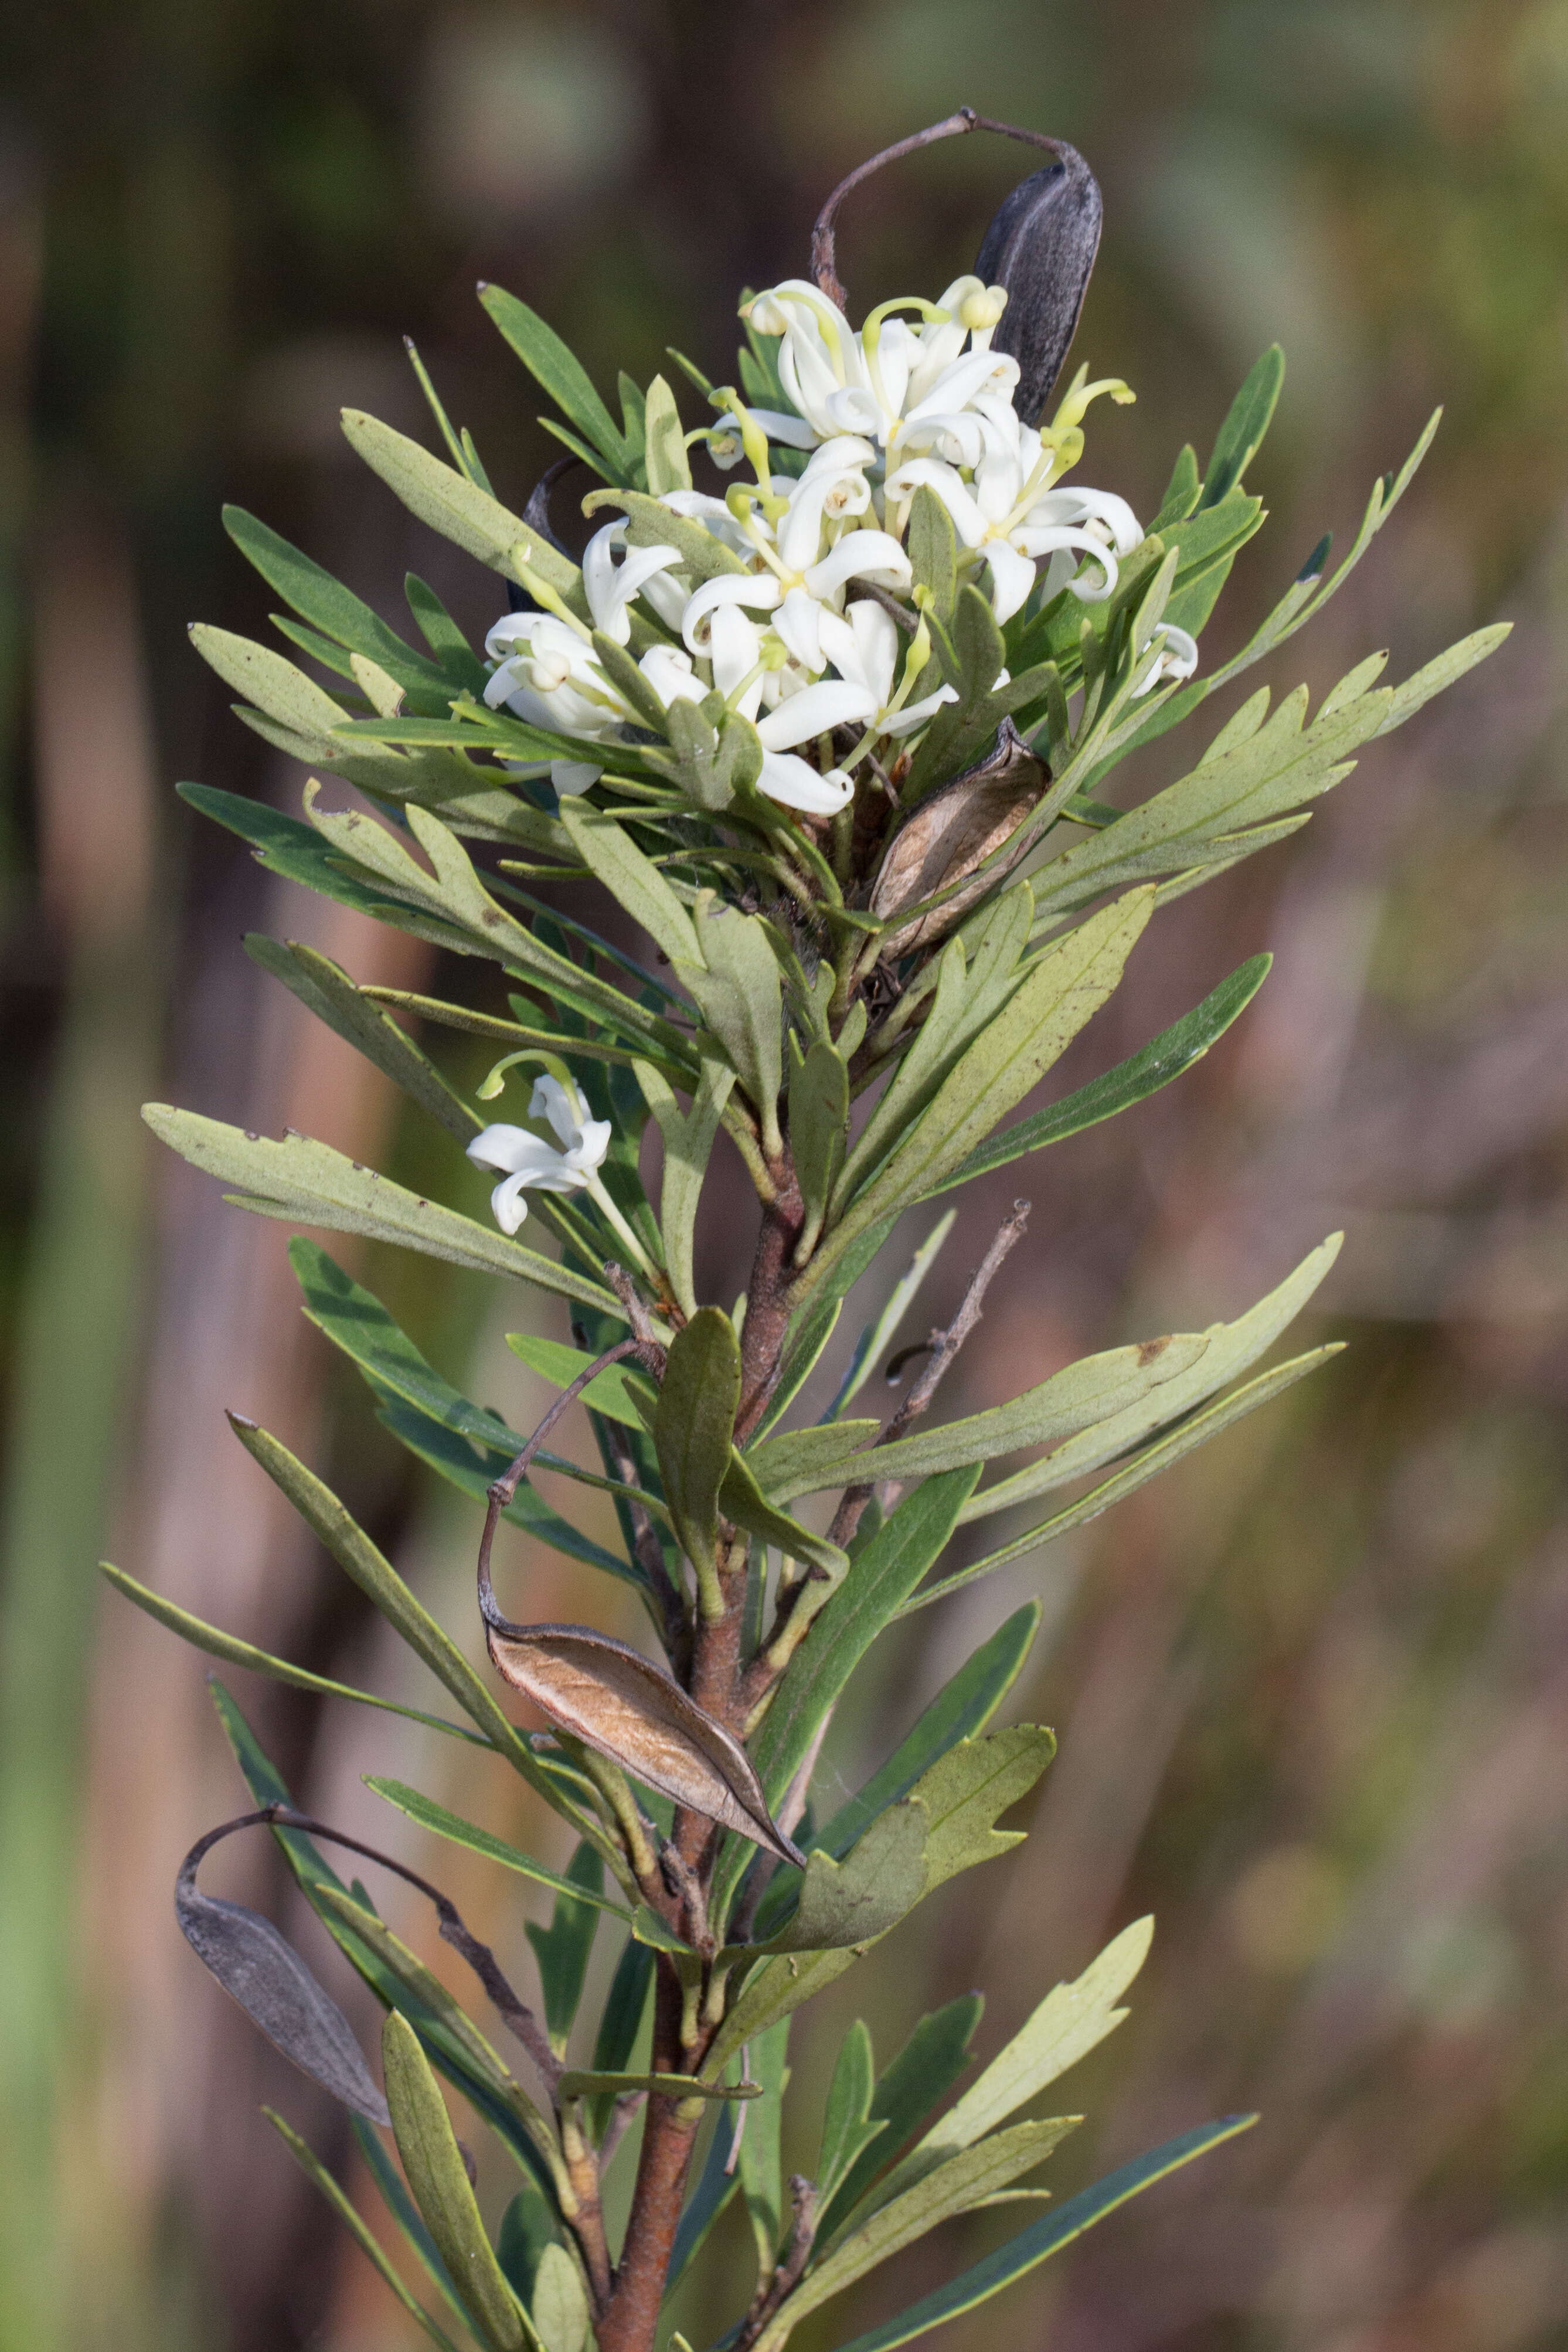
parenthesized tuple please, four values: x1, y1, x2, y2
(484, 275, 1196, 815)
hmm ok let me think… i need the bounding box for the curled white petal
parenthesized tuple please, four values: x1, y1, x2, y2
(682, 572, 783, 654)
(581, 522, 682, 645)
(982, 538, 1038, 624)
(639, 643, 703, 706)
(773, 584, 827, 673)
(712, 406, 818, 450)
(804, 530, 912, 599)
(757, 751, 855, 813)
(754, 679, 879, 750)
(709, 601, 764, 719)
(880, 682, 960, 737)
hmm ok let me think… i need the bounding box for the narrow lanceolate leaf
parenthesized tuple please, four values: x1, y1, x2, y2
(342, 406, 583, 604)
(760, 1332, 1210, 1500)
(635, 1061, 735, 1318)
(654, 1307, 743, 1613)
(478, 283, 629, 478)
(959, 1232, 1343, 1522)
(929, 953, 1270, 1197)
(266, 2110, 466, 2352)
(243, 936, 480, 1144)
(366, 1780, 632, 1919)
(175, 1834, 390, 2125)
(482, 1616, 805, 1866)
(755, 2118, 1081, 2350)
(382, 2012, 528, 2352)
(827, 2116, 1258, 2352)
(815, 1996, 986, 2248)
(865, 1919, 1152, 2217)
(142, 1106, 624, 1317)
(677, 899, 785, 1153)
(1200, 344, 1285, 507)
(525, 1844, 604, 2055)
(102, 1562, 490, 1748)
(790, 1038, 849, 1261)
(716, 1447, 849, 1584)
(911, 1347, 1341, 1612)
(529, 2242, 590, 2352)
(817, 2023, 886, 2207)
(557, 799, 699, 970)
(808, 889, 1155, 1290)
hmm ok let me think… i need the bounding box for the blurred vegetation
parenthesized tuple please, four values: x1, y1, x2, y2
(2, 2, 1567, 2348)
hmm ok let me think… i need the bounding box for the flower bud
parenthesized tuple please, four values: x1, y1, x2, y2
(960, 284, 1009, 332)
(528, 652, 572, 693)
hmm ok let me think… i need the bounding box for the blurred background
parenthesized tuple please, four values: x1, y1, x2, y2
(4, 1, 1568, 2347)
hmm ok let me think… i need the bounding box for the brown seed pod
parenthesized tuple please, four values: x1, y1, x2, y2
(868, 719, 1048, 959)
(482, 1607, 806, 1869)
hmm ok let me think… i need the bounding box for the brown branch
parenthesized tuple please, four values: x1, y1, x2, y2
(811, 110, 1072, 308)
(736, 2177, 819, 2351)
(604, 1262, 671, 1377)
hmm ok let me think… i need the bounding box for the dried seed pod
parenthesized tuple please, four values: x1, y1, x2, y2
(868, 720, 1047, 958)
(975, 144, 1103, 424)
(175, 1823, 390, 2125)
(482, 1607, 806, 1868)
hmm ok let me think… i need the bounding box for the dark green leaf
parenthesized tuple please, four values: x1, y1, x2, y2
(244, 936, 480, 1143)
(790, 1038, 849, 1263)
(817, 2021, 885, 2205)
(928, 954, 1269, 1195)
(587, 1937, 655, 2141)
(740, 2017, 792, 2272)
(655, 1307, 743, 1612)
(382, 2011, 527, 2351)
(496, 2176, 561, 2311)
(480, 283, 629, 478)
(907, 485, 958, 627)
(1202, 344, 1285, 507)
(366, 1781, 631, 1917)
(405, 574, 488, 693)
(352, 2113, 474, 2331)
(267, 2110, 467, 2352)
(815, 1997, 985, 2248)
(525, 1844, 604, 2055)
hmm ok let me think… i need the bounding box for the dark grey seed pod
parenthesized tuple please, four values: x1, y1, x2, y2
(975, 144, 1103, 424)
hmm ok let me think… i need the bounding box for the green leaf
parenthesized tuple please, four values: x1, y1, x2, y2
(557, 799, 699, 968)
(909, 1346, 1341, 1613)
(529, 2242, 590, 2352)
(659, 694, 763, 809)
(317, 1888, 555, 2159)
(100, 1562, 490, 1747)
(655, 1307, 743, 1616)
(557, 2068, 757, 2102)
(928, 954, 1270, 1196)
(368, 1780, 632, 1919)
(581, 486, 746, 580)
(342, 407, 583, 603)
(757, 1292, 842, 1438)
(1201, 344, 1285, 507)
(525, 1844, 604, 2056)
(406, 573, 489, 692)
(790, 1039, 849, 1263)
(742, 1418, 880, 1503)
(904, 584, 1010, 795)
(504, 1331, 654, 1429)
(866, 1919, 1152, 2215)
(791, 1324, 1212, 1497)
(587, 1937, 655, 2140)
(750, 1469, 981, 1819)
(635, 1060, 736, 1318)
(1375, 622, 1511, 734)
(808, 889, 1155, 1289)
(817, 2022, 886, 2205)
(822, 1212, 957, 1419)
(221, 1422, 612, 1851)
(739, 2015, 792, 2274)
(352, 2113, 475, 2333)
(479, 283, 629, 480)
(716, 1446, 849, 1585)
(497, 2176, 561, 2312)
(752, 1802, 928, 1956)
(223, 505, 456, 700)
(958, 1233, 1342, 1524)
(244, 936, 481, 1143)
(826, 2116, 1257, 2352)
(142, 1106, 624, 1318)
(754, 2117, 1080, 2348)
(812, 1605, 1041, 1862)
(191, 623, 358, 742)
(1152, 441, 1201, 526)
(907, 484, 958, 626)
(382, 2011, 528, 2351)
(815, 1997, 985, 2248)
(266, 2110, 467, 2352)
(643, 373, 691, 495)
(678, 899, 784, 1149)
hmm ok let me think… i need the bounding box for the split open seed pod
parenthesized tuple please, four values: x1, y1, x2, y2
(869, 719, 1048, 957)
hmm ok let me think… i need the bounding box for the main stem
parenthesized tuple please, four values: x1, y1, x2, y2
(597, 1159, 805, 2352)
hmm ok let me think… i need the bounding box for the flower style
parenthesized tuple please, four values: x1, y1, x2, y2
(467, 1076, 611, 1235)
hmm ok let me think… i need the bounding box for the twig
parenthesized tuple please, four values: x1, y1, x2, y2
(606, 1262, 671, 1378)
(811, 110, 1071, 308)
(477, 1337, 646, 1629)
(244, 1806, 562, 2089)
(736, 2177, 819, 2350)
(826, 1200, 1030, 1551)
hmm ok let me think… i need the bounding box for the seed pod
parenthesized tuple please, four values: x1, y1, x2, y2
(482, 1609, 806, 1867)
(175, 1827, 390, 2125)
(869, 719, 1047, 957)
(975, 143, 1103, 424)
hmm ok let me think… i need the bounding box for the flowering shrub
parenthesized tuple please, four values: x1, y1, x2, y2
(108, 111, 1505, 2352)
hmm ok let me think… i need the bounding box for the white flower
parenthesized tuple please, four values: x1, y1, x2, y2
(581, 520, 683, 644)
(1132, 622, 1199, 696)
(484, 610, 702, 794)
(467, 1077, 611, 1235)
(816, 601, 957, 738)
